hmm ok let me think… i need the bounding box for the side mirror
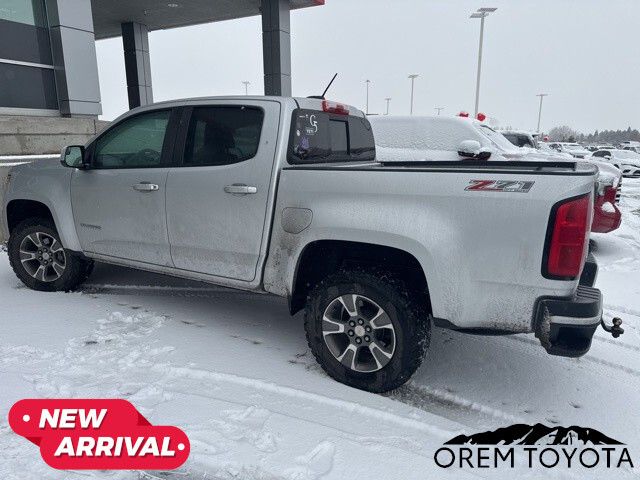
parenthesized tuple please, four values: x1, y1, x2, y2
(60, 145, 87, 169)
(458, 140, 482, 158)
(458, 140, 492, 160)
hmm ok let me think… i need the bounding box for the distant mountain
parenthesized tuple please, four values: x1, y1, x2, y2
(445, 423, 623, 446)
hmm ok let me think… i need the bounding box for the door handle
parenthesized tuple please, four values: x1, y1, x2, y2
(224, 184, 258, 195)
(132, 182, 159, 192)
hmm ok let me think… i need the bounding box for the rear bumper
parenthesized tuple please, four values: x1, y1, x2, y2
(534, 255, 602, 357)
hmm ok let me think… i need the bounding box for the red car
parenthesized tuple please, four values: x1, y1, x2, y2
(592, 183, 622, 233)
(588, 157, 622, 233)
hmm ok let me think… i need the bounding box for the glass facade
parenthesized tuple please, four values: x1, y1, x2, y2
(0, 0, 57, 111)
(0, 0, 48, 27)
(0, 63, 58, 110)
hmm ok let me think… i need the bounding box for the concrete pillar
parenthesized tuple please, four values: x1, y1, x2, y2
(45, 0, 102, 116)
(261, 0, 292, 96)
(122, 22, 153, 110)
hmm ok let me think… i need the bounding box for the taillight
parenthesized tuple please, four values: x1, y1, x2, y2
(543, 194, 591, 279)
(322, 100, 349, 115)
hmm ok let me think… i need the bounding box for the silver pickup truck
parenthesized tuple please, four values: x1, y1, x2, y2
(1, 96, 614, 392)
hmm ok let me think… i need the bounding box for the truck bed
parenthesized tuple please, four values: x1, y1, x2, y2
(266, 159, 598, 332)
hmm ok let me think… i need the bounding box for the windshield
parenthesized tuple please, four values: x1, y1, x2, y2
(503, 133, 535, 148)
(477, 125, 518, 151)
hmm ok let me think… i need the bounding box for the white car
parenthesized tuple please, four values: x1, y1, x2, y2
(622, 146, 640, 154)
(552, 143, 591, 159)
(619, 141, 640, 150)
(539, 142, 574, 159)
(370, 115, 538, 162)
(590, 149, 640, 178)
(371, 116, 591, 166)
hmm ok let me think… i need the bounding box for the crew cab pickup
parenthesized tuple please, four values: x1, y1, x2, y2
(1, 96, 612, 392)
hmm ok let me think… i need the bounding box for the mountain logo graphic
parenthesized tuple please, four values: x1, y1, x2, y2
(445, 423, 623, 446)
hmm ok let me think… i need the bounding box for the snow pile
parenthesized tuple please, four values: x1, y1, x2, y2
(601, 201, 616, 213)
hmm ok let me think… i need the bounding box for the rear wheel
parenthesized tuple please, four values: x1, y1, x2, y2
(305, 269, 430, 392)
(8, 218, 93, 292)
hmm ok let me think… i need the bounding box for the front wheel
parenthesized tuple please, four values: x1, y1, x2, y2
(304, 269, 430, 392)
(8, 218, 93, 292)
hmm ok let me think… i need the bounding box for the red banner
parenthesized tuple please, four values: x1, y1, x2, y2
(9, 399, 189, 470)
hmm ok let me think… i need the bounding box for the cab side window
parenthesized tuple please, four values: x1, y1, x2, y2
(183, 106, 264, 167)
(93, 110, 171, 169)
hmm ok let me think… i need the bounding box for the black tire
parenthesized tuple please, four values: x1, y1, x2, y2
(8, 218, 92, 292)
(304, 269, 430, 393)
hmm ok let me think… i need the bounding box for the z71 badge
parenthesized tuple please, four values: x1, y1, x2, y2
(465, 180, 535, 193)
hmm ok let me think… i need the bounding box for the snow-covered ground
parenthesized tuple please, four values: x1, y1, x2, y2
(1, 180, 640, 479)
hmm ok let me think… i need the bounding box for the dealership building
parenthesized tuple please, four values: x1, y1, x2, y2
(0, 0, 323, 155)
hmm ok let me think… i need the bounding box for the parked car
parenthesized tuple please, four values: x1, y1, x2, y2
(590, 149, 640, 178)
(539, 142, 574, 159)
(550, 143, 591, 159)
(622, 146, 640, 154)
(2, 97, 612, 392)
(371, 116, 622, 233)
(619, 141, 640, 150)
(585, 158, 622, 233)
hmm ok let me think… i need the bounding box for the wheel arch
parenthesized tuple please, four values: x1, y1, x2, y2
(6, 199, 55, 233)
(289, 239, 432, 315)
(5, 198, 82, 252)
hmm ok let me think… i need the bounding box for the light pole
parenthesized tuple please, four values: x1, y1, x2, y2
(435, 107, 445, 116)
(365, 79, 371, 115)
(536, 93, 549, 133)
(242, 81, 251, 95)
(470, 7, 497, 117)
(408, 74, 419, 115)
(385, 97, 392, 115)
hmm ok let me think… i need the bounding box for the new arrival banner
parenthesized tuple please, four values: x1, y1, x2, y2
(8, 399, 190, 470)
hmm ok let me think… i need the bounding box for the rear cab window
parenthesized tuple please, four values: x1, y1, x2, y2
(287, 108, 375, 164)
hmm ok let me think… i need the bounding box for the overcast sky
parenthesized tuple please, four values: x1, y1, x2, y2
(95, 0, 639, 133)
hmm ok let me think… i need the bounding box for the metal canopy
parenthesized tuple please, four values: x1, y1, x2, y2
(91, 0, 324, 39)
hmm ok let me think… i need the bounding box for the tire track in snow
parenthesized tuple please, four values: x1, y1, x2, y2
(604, 303, 640, 319)
(387, 383, 524, 424)
(503, 335, 640, 379)
(506, 331, 640, 356)
(163, 385, 449, 469)
(592, 334, 640, 353)
(152, 364, 455, 439)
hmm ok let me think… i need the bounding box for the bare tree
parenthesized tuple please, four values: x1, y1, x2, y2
(548, 125, 579, 142)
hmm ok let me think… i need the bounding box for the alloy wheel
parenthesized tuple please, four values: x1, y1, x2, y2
(19, 232, 66, 282)
(322, 294, 396, 373)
